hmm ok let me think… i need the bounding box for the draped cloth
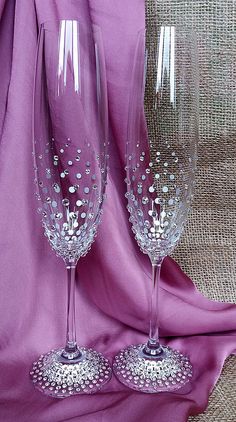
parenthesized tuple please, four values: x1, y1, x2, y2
(0, 1, 235, 421)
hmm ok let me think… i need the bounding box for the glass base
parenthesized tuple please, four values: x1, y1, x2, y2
(113, 344, 192, 393)
(30, 347, 112, 398)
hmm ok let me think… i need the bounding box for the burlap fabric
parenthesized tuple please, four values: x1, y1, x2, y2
(145, 1, 236, 420)
(189, 356, 236, 421)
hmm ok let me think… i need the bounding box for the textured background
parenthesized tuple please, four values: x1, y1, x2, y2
(145, 1, 236, 420)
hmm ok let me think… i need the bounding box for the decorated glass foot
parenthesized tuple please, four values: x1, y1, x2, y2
(30, 347, 112, 398)
(113, 344, 192, 393)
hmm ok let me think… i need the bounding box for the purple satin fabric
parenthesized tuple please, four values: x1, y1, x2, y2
(0, 1, 235, 421)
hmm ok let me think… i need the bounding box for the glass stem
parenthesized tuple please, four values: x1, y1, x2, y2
(143, 258, 163, 356)
(61, 263, 81, 361)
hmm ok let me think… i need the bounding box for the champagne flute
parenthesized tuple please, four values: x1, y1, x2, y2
(113, 26, 199, 393)
(30, 20, 111, 398)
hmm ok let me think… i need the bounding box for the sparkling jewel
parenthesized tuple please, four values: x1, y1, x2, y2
(62, 199, 69, 206)
(142, 197, 149, 205)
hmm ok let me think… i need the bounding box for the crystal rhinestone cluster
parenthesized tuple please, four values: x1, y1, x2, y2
(33, 138, 106, 262)
(30, 348, 111, 398)
(113, 344, 193, 393)
(125, 141, 194, 261)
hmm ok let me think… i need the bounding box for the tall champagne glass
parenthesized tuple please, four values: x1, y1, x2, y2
(113, 26, 199, 393)
(30, 20, 111, 398)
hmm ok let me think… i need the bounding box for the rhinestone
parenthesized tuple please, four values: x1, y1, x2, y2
(69, 186, 76, 193)
(69, 211, 77, 219)
(62, 199, 69, 206)
(162, 186, 168, 193)
(53, 183, 60, 193)
(76, 173, 82, 179)
(142, 197, 149, 205)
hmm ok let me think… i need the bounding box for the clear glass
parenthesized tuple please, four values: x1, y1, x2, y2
(113, 26, 199, 393)
(30, 20, 111, 398)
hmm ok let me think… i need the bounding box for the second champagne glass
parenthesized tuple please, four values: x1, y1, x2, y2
(30, 20, 111, 398)
(113, 26, 199, 393)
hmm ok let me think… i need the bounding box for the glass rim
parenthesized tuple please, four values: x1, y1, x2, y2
(40, 19, 101, 34)
(138, 25, 197, 39)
